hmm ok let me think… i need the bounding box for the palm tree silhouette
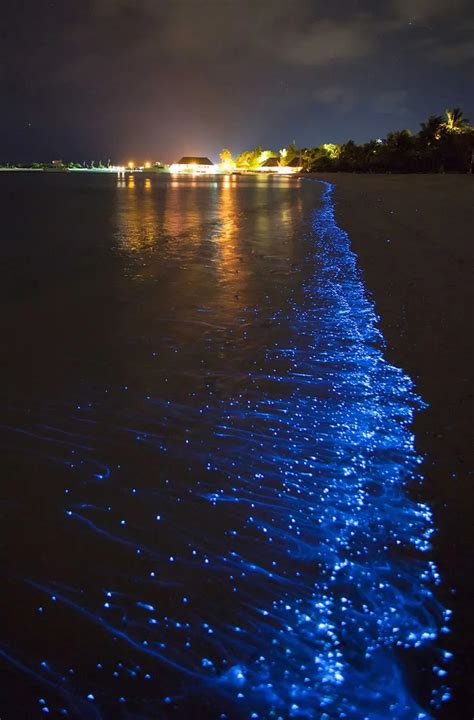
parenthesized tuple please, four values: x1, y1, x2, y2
(419, 115, 444, 143)
(444, 108, 470, 133)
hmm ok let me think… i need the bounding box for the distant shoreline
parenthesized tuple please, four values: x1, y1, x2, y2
(0, 167, 44, 171)
(1, 167, 473, 176)
(0, 167, 126, 173)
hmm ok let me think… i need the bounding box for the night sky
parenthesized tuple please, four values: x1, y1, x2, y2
(2, 0, 473, 163)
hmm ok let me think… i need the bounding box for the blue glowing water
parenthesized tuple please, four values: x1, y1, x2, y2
(0, 176, 449, 718)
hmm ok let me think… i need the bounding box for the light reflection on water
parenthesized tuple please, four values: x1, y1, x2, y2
(0, 175, 448, 719)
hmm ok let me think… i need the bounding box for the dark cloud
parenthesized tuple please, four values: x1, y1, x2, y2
(1, 0, 473, 161)
(416, 21, 474, 66)
(280, 17, 377, 66)
(433, 38, 474, 65)
(372, 90, 409, 117)
(393, 0, 470, 20)
(313, 84, 357, 114)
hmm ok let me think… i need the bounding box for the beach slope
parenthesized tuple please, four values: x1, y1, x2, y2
(322, 173, 473, 717)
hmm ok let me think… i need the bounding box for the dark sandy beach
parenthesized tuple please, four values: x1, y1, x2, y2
(323, 173, 473, 717)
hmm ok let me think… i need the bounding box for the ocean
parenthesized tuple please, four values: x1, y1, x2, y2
(0, 173, 448, 719)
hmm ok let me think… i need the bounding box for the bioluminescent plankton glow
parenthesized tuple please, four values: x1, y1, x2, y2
(0, 181, 449, 719)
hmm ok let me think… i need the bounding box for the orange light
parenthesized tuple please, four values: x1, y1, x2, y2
(144, 161, 151, 169)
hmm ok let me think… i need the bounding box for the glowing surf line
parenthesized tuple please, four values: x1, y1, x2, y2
(191, 180, 450, 718)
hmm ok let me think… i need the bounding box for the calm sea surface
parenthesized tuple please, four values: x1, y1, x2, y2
(0, 174, 448, 719)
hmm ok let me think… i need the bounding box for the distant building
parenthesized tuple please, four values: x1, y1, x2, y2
(257, 156, 303, 174)
(285, 156, 303, 172)
(170, 156, 215, 174)
(258, 157, 280, 172)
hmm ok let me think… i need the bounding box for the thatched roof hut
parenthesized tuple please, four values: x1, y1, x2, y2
(176, 156, 214, 166)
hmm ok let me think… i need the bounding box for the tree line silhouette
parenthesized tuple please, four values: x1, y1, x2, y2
(226, 108, 474, 174)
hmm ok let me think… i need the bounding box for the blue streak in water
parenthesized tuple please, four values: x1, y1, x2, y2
(0, 647, 102, 719)
(28, 581, 200, 680)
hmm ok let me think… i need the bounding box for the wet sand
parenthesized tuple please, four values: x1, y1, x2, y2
(319, 173, 473, 717)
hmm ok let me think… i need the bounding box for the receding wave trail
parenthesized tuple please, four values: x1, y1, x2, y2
(1, 182, 450, 719)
